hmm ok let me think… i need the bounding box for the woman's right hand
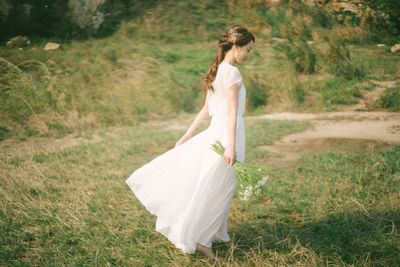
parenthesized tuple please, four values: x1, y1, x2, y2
(223, 145, 236, 166)
(175, 132, 192, 147)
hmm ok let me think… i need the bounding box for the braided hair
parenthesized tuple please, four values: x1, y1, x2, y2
(203, 25, 255, 93)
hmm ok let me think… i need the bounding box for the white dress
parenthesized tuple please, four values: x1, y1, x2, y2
(125, 62, 246, 254)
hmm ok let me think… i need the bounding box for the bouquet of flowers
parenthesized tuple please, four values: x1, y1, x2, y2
(210, 139, 270, 201)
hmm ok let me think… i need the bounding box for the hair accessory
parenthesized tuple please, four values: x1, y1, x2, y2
(228, 30, 243, 43)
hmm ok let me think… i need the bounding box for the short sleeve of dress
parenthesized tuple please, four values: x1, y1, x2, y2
(223, 66, 242, 89)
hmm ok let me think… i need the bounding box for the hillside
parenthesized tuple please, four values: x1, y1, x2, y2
(0, 0, 399, 140)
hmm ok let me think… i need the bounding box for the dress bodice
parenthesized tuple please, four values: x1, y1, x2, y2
(207, 62, 246, 117)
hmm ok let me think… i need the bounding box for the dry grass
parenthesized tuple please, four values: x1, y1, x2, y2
(1, 117, 399, 266)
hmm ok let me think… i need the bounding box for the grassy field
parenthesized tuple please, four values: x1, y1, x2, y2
(1, 1, 400, 265)
(1, 115, 399, 266)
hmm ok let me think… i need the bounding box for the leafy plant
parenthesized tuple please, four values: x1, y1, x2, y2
(319, 78, 362, 106)
(273, 14, 317, 74)
(378, 83, 400, 111)
(322, 35, 366, 80)
(246, 75, 268, 110)
(292, 82, 307, 104)
(365, 0, 400, 36)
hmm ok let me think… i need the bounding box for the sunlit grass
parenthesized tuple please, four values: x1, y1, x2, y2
(1, 117, 398, 265)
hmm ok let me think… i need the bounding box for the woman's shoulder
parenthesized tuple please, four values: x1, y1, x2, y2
(218, 63, 241, 76)
(215, 63, 242, 89)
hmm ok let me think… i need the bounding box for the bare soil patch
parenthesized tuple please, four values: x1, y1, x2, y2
(252, 111, 400, 169)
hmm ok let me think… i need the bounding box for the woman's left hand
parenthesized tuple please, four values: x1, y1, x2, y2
(175, 133, 192, 147)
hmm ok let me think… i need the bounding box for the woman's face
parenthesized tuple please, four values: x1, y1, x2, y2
(234, 40, 254, 64)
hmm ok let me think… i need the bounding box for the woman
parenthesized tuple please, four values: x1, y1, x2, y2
(126, 25, 254, 261)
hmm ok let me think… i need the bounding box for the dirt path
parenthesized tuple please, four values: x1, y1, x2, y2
(250, 111, 400, 169)
(2, 110, 399, 171)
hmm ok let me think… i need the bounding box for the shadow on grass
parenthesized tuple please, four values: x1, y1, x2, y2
(214, 209, 400, 265)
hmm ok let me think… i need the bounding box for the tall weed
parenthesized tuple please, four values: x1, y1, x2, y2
(273, 14, 317, 74)
(321, 34, 366, 80)
(319, 78, 362, 107)
(246, 73, 268, 111)
(291, 81, 307, 104)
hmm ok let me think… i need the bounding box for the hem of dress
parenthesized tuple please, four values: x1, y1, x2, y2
(155, 227, 196, 254)
(125, 179, 158, 217)
(126, 179, 196, 254)
(156, 222, 231, 254)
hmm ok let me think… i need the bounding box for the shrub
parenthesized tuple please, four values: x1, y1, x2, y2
(248, 86, 268, 110)
(273, 14, 317, 74)
(241, 74, 268, 111)
(365, 0, 400, 37)
(0, 0, 158, 42)
(274, 39, 317, 74)
(331, 59, 366, 80)
(292, 82, 307, 104)
(320, 78, 362, 106)
(322, 34, 366, 80)
(0, 124, 10, 141)
(377, 83, 400, 111)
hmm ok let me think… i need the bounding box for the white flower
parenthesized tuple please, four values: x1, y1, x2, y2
(255, 175, 270, 188)
(239, 190, 251, 201)
(239, 185, 254, 201)
(242, 189, 251, 197)
(240, 195, 249, 201)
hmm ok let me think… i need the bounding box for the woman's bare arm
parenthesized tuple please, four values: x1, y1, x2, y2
(185, 95, 209, 136)
(224, 82, 240, 165)
(175, 94, 209, 147)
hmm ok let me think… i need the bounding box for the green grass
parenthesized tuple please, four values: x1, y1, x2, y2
(1, 1, 399, 139)
(319, 78, 362, 107)
(1, 117, 398, 265)
(378, 82, 400, 111)
(350, 44, 400, 80)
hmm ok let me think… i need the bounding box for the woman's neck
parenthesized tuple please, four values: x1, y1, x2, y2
(221, 49, 236, 65)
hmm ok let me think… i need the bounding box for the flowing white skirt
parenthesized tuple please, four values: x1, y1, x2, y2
(125, 114, 245, 253)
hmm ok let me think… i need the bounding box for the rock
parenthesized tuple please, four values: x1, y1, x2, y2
(68, 0, 105, 33)
(313, 0, 326, 7)
(266, 0, 280, 6)
(44, 42, 61, 51)
(332, 2, 359, 14)
(390, 44, 400, 53)
(302, 0, 315, 6)
(6, 35, 31, 47)
(271, 37, 288, 43)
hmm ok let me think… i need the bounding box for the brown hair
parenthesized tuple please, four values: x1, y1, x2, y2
(203, 25, 255, 93)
